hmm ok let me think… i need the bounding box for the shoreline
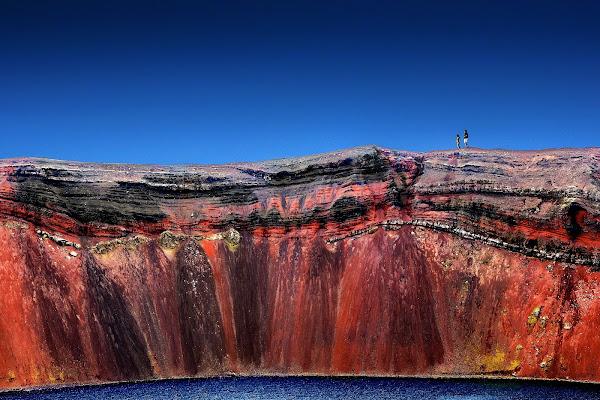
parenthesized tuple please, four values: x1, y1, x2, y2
(3, 373, 600, 395)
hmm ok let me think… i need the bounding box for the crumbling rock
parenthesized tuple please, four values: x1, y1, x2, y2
(157, 230, 188, 249)
(91, 235, 151, 254)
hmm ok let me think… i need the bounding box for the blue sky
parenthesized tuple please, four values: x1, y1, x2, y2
(1, 1, 599, 164)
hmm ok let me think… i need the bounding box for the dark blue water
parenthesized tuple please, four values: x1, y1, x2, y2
(1, 377, 599, 400)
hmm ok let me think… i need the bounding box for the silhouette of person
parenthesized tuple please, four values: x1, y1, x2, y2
(464, 130, 469, 148)
(456, 134, 461, 149)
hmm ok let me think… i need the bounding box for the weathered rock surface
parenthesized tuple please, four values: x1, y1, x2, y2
(0, 145, 599, 389)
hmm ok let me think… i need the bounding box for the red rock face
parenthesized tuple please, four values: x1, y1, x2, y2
(0, 146, 599, 389)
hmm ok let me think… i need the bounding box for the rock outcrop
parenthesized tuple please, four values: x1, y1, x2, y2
(0, 145, 599, 389)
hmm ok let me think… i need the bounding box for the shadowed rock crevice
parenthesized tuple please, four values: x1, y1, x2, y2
(565, 203, 586, 239)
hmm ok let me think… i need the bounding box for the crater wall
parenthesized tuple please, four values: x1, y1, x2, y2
(1, 146, 599, 389)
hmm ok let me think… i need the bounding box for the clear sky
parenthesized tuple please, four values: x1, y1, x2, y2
(1, 1, 599, 164)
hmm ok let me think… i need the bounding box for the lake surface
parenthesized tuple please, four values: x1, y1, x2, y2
(1, 376, 600, 399)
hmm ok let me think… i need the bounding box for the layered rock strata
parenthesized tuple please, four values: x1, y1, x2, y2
(0, 145, 599, 389)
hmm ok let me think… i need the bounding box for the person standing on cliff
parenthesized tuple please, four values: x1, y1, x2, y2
(464, 129, 469, 148)
(456, 134, 461, 149)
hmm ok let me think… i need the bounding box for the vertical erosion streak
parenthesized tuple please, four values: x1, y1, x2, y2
(549, 265, 580, 377)
(383, 227, 444, 371)
(220, 232, 269, 368)
(84, 254, 153, 381)
(334, 227, 444, 373)
(142, 242, 183, 375)
(176, 240, 226, 375)
(292, 237, 344, 371)
(95, 242, 184, 376)
(398, 229, 445, 370)
(264, 237, 301, 370)
(20, 232, 86, 373)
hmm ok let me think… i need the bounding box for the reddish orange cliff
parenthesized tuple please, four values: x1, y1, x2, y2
(0, 145, 599, 389)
